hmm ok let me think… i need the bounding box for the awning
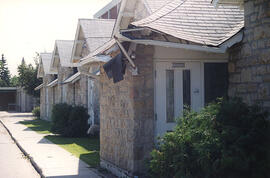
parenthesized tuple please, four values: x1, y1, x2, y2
(80, 55, 112, 66)
(34, 84, 44, 91)
(47, 79, 58, 87)
(80, 39, 118, 66)
(63, 72, 81, 84)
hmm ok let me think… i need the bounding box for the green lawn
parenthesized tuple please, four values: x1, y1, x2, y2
(20, 119, 100, 167)
(20, 119, 52, 134)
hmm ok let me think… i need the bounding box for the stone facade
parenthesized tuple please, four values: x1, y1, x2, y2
(228, 0, 270, 109)
(100, 44, 155, 176)
(74, 75, 88, 107)
(40, 74, 55, 121)
(57, 66, 73, 104)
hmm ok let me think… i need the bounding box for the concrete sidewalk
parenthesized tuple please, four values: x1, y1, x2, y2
(0, 112, 101, 178)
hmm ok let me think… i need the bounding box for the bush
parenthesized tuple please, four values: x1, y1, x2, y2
(32, 106, 40, 119)
(51, 103, 72, 134)
(51, 104, 89, 137)
(149, 98, 270, 178)
(63, 106, 89, 137)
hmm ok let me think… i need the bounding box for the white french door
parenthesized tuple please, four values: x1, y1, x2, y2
(155, 61, 202, 138)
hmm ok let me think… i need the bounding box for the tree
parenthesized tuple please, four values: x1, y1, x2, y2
(10, 76, 19, 87)
(17, 56, 42, 97)
(0, 54, 11, 87)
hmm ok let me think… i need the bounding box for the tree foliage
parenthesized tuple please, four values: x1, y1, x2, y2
(0, 54, 11, 87)
(10, 76, 19, 87)
(149, 98, 270, 178)
(17, 56, 42, 97)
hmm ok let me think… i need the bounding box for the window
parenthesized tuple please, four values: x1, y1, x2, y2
(183, 70, 191, 109)
(166, 70, 174, 123)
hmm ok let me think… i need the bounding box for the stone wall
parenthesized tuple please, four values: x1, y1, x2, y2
(57, 66, 73, 103)
(74, 75, 88, 107)
(40, 87, 45, 119)
(100, 44, 155, 176)
(228, 0, 270, 109)
(40, 74, 54, 120)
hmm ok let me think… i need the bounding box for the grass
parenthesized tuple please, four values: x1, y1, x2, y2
(20, 119, 52, 134)
(45, 135, 99, 167)
(20, 119, 100, 167)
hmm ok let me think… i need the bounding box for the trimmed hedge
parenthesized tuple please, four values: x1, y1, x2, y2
(149, 98, 270, 178)
(51, 104, 89, 137)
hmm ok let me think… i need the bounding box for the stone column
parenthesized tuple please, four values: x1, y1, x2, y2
(99, 44, 155, 177)
(228, 0, 270, 110)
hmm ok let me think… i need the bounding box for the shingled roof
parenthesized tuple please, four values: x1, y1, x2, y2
(79, 19, 116, 52)
(132, 0, 244, 46)
(40, 53, 55, 75)
(55, 40, 74, 67)
(144, 0, 174, 14)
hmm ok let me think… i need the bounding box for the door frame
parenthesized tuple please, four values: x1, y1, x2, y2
(153, 59, 227, 139)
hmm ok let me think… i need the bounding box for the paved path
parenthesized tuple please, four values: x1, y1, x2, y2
(0, 112, 101, 178)
(0, 116, 40, 178)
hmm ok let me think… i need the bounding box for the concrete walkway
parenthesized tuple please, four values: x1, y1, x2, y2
(0, 112, 101, 178)
(0, 117, 40, 178)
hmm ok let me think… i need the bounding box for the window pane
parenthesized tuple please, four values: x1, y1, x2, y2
(166, 70, 174, 123)
(183, 70, 191, 109)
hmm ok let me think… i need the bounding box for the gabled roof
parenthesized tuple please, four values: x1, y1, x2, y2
(52, 40, 74, 68)
(79, 19, 115, 38)
(38, 53, 57, 77)
(71, 19, 116, 63)
(132, 0, 244, 46)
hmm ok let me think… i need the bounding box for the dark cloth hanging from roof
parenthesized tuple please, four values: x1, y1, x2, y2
(103, 53, 126, 83)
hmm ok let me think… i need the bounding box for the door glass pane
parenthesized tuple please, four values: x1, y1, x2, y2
(183, 70, 191, 109)
(166, 70, 174, 123)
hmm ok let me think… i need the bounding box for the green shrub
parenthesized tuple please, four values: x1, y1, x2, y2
(51, 103, 72, 134)
(32, 106, 40, 119)
(51, 104, 89, 137)
(64, 106, 89, 137)
(149, 98, 270, 178)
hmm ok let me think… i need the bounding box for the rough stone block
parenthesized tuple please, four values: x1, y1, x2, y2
(263, 75, 270, 82)
(241, 68, 252, 82)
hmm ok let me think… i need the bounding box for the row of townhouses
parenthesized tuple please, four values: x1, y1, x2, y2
(35, 0, 270, 177)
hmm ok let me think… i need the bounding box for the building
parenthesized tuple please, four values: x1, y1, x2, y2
(214, 0, 270, 109)
(50, 40, 75, 105)
(37, 53, 57, 120)
(70, 18, 115, 126)
(80, 0, 245, 176)
(94, 0, 121, 19)
(0, 87, 35, 112)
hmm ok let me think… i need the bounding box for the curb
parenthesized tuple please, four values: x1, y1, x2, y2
(0, 120, 45, 178)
